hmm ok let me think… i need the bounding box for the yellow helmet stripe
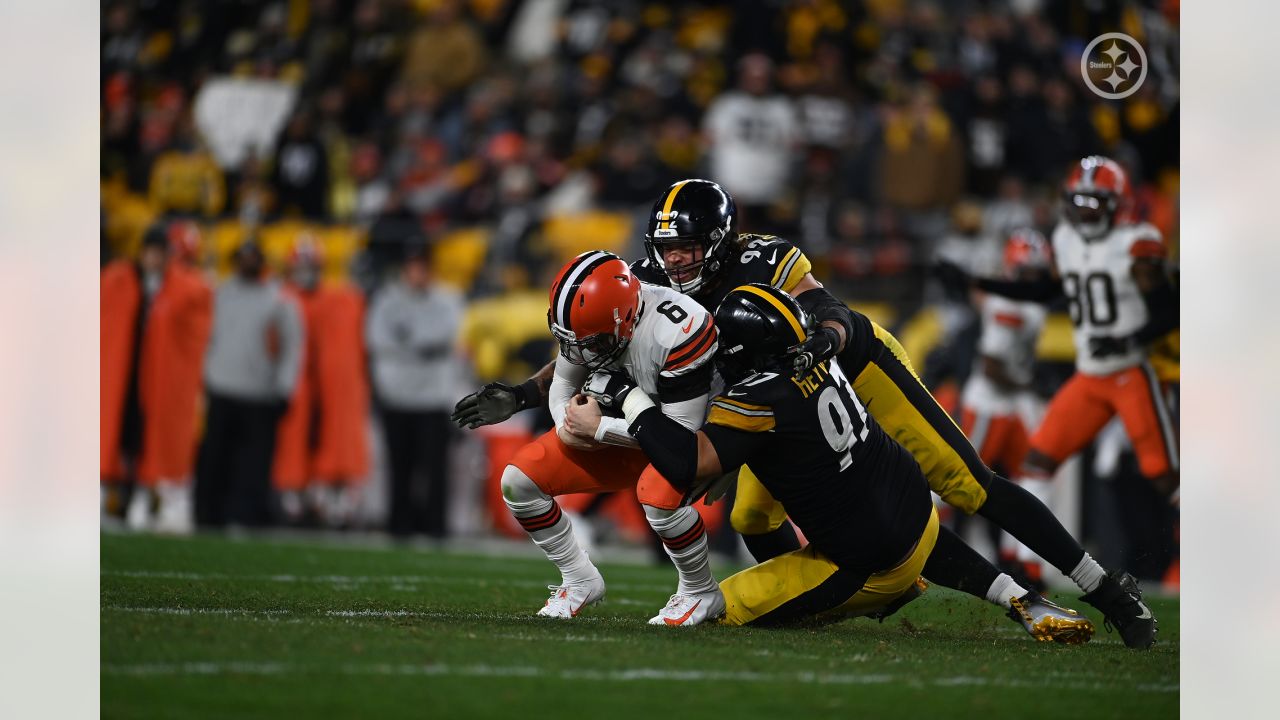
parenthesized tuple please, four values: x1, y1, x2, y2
(737, 285, 805, 343)
(659, 180, 690, 230)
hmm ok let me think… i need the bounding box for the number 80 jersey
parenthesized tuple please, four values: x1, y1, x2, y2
(1051, 220, 1167, 376)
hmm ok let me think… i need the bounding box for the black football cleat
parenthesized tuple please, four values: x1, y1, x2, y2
(1079, 570, 1157, 649)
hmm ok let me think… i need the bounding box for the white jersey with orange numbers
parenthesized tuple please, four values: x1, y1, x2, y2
(962, 295, 1047, 420)
(1051, 220, 1165, 376)
(550, 283, 718, 439)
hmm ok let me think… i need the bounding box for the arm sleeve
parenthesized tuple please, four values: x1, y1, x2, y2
(628, 406, 702, 490)
(548, 355, 587, 429)
(1132, 277, 1179, 345)
(795, 287, 854, 340)
(975, 274, 1062, 303)
(274, 295, 305, 399)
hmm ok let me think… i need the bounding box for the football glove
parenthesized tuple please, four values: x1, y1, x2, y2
(1088, 335, 1134, 359)
(582, 369, 637, 409)
(451, 381, 529, 429)
(788, 326, 841, 374)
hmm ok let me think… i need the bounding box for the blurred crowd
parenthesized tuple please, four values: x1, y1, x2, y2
(100, 0, 1179, 576)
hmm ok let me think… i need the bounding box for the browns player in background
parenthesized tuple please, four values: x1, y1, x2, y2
(272, 236, 371, 527)
(101, 222, 212, 533)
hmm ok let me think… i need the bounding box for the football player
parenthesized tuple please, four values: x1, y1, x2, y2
(456, 179, 1154, 647)
(491, 250, 726, 625)
(939, 155, 1178, 599)
(584, 284, 1092, 637)
(957, 229, 1053, 583)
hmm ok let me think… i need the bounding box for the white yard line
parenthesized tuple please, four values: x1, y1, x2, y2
(102, 569, 671, 593)
(99, 660, 1177, 692)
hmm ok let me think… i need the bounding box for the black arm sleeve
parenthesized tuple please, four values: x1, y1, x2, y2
(795, 287, 854, 340)
(629, 407, 701, 490)
(656, 361, 715, 404)
(975, 274, 1062, 303)
(1131, 280, 1179, 345)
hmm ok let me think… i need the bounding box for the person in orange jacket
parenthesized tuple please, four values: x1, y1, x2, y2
(272, 236, 371, 526)
(101, 222, 212, 533)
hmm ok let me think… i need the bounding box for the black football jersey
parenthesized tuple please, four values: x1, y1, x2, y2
(701, 358, 932, 572)
(632, 234, 813, 312)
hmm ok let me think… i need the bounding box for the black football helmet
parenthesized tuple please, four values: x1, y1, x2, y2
(644, 179, 738, 294)
(714, 283, 811, 382)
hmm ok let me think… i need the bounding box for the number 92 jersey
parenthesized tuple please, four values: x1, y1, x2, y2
(632, 234, 813, 310)
(1052, 220, 1167, 376)
(700, 358, 932, 573)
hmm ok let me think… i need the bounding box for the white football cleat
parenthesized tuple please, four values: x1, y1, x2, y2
(648, 588, 726, 627)
(153, 482, 193, 536)
(536, 575, 606, 619)
(125, 487, 153, 532)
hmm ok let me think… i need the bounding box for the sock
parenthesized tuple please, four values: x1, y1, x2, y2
(501, 465, 598, 586)
(1070, 552, 1107, 594)
(645, 505, 717, 595)
(741, 520, 800, 563)
(978, 474, 1086, 574)
(985, 573, 1030, 609)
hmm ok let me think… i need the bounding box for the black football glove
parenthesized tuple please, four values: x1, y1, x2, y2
(788, 326, 841, 374)
(582, 369, 638, 409)
(1088, 335, 1134, 359)
(932, 258, 974, 301)
(451, 381, 531, 429)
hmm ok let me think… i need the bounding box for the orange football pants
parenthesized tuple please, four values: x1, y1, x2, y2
(1029, 363, 1178, 479)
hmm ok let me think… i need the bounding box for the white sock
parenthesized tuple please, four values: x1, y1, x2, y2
(985, 573, 1029, 609)
(506, 496, 599, 585)
(1070, 552, 1107, 594)
(645, 505, 717, 595)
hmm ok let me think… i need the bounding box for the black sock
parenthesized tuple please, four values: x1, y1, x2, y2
(922, 525, 1000, 600)
(741, 520, 801, 563)
(977, 475, 1086, 574)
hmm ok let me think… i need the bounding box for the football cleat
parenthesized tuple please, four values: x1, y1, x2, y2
(866, 576, 928, 623)
(1008, 591, 1095, 644)
(1079, 570, 1157, 649)
(535, 575, 606, 619)
(649, 588, 726, 627)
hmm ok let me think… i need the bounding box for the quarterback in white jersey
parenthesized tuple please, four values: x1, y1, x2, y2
(955, 156, 1179, 504)
(494, 251, 727, 626)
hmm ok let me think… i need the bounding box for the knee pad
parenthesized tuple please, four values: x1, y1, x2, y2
(644, 504, 694, 534)
(500, 465, 549, 507)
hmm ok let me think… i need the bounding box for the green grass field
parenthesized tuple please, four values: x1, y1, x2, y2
(102, 532, 1177, 719)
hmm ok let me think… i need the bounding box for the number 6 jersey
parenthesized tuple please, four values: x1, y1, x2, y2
(1051, 220, 1167, 376)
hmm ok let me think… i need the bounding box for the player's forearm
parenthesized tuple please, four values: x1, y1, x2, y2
(1131, 281, 1179, 346)
(622, 390, 715, 489)
(796, 288, 853, 353)
(981, 355, 1024, 392)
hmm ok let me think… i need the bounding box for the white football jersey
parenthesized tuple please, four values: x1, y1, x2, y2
(962, 295, 1046, 420)
(1051, 220, 1165, 376)
(550, 283, 717, 438)
(614, 283, 719, 398)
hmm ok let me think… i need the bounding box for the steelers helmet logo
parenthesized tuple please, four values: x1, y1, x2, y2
(1080, 32, 1148, 100)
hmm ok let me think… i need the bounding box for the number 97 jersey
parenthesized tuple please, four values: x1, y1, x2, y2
(1051, 220, 1167, 376)
(700, 358, 931, 571)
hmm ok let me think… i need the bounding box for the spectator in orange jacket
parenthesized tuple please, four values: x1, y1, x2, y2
(101, 223, 212, 533)
(273, 236, 372, 526)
